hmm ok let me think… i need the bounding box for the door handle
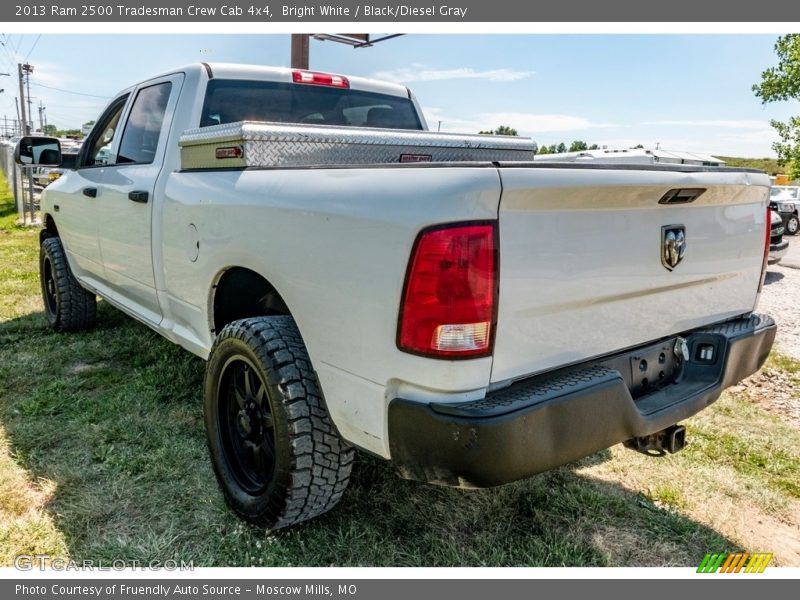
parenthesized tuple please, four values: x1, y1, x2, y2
(82, 187, 97, 198)
(128, 190, 149, 203)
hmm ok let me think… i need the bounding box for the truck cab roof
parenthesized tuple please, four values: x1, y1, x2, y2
(148, 62, 411, 100)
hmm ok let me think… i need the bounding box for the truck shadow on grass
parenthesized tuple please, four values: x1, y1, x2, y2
(0, 304, 736, 567)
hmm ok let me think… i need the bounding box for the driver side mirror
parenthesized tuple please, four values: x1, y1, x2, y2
(14, 136, 62, 167)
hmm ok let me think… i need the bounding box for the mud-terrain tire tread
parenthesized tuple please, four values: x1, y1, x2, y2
(40, 236, 96, 332)
(205, 316, 354, 529)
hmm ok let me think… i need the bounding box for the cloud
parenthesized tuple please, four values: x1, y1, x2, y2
(422, 107, 616, 135)
(422, 109, 778, 156)
(478, 112, 617, 133)
(27, 61, 69, 88)
(643, 120, 770, 130)
(373, 64, 532, 83)
(588, 130, 779, 158)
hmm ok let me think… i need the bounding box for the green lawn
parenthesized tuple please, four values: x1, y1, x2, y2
(1, 175, 798, 567)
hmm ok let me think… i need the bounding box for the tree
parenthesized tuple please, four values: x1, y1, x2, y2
(538, 144, 551, 155)
(588, 144, 600, 150)
(42, 124, 58, 136)
(568, 140, 588, 152)
(479, 125, 518, 136)
(556, 142, 567, 153)
(494, 125, 518, 136)
(59, 128, 83, 138)
(754, 34, 800, 180)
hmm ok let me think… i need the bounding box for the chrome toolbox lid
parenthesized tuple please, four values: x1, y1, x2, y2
(179, 121, 537, 169)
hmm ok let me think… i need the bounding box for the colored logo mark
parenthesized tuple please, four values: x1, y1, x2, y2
(697, 552, 773, 573)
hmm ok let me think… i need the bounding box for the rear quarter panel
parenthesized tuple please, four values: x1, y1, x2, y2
(160, 166, 501, 455)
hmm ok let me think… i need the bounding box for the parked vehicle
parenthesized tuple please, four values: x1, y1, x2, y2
(16, 63, 776, 529)
(32, 166, 51, 187)
(770, 186, 800, 235)
(769, 209, 789, 265)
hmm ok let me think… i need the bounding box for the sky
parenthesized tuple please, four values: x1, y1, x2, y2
(0, 33, 797, 157)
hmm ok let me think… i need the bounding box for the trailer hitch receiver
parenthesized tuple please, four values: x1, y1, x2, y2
(624, 424, 686, 456)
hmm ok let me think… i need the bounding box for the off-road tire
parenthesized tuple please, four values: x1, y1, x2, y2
(786, 214, 799, 236)
(39, 237, 97, 332)
(204, 316, 354, 528)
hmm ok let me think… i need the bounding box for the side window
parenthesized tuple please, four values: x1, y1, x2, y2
(82, 95, 129, 168)
(116, 82, 172, 165)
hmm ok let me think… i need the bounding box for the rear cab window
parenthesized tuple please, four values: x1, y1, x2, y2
(200, 79, 423, 130)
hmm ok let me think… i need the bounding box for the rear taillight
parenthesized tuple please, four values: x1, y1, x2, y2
(398, 222, 498, 359)
(292, 69, 349, 88)
(758, 205, 771, 293)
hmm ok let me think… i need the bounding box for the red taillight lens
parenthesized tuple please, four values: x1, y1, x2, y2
(759, 205, 771, 292)
(292, 70, 350, 88)
(398, 222, 498, 358)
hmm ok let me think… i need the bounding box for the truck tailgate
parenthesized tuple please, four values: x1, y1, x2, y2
(491, 164, 770, 385)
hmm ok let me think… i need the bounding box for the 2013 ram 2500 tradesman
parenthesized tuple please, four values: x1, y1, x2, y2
(16, 63, 776, 529)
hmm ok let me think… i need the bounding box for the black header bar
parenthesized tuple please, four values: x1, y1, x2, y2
(4, 0, 800, 22)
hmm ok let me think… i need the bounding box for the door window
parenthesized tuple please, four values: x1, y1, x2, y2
(116, 82, 172, 165)
(81, 95, 129, 167)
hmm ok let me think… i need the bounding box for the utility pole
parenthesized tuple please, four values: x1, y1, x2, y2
(291, 34, 310, 69)
(38, 100, 43, 131)
(24, 64, 33, 133)
(17, 62, 36, 224)
(17, 64, 29, 135)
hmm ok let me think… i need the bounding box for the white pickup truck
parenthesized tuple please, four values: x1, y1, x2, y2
(16, 63, 776, 529)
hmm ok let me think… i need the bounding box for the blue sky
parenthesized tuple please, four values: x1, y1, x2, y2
(0, 33, 796, 156)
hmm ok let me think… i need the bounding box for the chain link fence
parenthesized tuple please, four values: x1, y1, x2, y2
(0, 142, 39, 225)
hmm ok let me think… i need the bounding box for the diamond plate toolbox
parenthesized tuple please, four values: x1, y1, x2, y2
(179, 121, 537, 169)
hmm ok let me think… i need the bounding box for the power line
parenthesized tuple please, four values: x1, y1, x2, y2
(0, 36, 19, 73)
(24, 34, 41, 61)
(29, 81, 111, 99)
(12, 34, 23, 58)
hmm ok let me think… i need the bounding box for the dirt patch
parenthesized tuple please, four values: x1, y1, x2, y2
(731, 369, 800, 428)
(740, 257, 800, 429)
(701, 501, 800, 567)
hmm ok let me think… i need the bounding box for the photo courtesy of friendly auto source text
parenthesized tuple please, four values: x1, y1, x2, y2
(0, 0, 799, 594)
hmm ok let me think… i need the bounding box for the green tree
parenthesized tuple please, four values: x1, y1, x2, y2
(479, 125, 519, 136)
(556, 142, 567, 153)
(754, 34, 800, 180)
(42, 124, 58, 136)
(588, 144, 600, 150)
(494, 125, 518, 136)
(568, 140, 588, 152)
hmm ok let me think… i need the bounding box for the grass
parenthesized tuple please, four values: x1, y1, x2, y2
(0, 174, 799, 566)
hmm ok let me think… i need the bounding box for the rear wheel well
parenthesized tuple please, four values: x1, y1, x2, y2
(40, 214, 59, 244)
(212, 268, 290, 335)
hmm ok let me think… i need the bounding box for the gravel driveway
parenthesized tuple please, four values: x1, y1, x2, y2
(761, 236, 800, 360)
(732, 235, 800, 427)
